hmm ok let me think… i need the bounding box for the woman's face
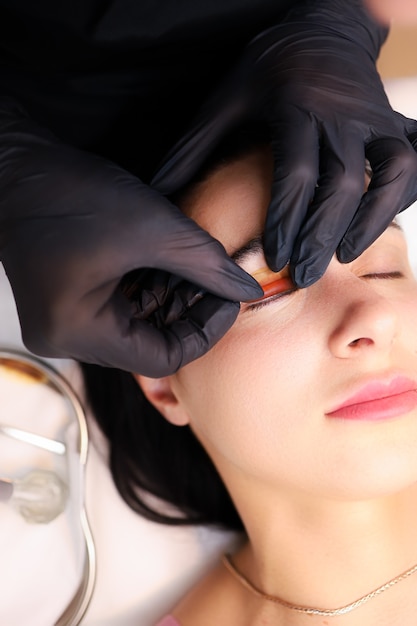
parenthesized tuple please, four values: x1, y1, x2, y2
(153, 148, 417, 501)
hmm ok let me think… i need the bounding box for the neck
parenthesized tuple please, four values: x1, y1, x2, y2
(229, 481, 417, 623)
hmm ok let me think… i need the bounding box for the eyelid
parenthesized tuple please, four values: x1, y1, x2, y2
(245, 264, 295, 308)
(247, 277, 294, 303)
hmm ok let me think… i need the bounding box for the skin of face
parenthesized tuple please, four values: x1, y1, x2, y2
(138, 147, 417, 506)
(366, 0, 417, 23)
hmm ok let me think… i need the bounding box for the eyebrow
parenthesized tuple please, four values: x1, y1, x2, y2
(231, 235, 264, 264)
(231, 222, 403, 265)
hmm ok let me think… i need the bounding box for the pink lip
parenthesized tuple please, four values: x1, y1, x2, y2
(326, 376, 417, 421)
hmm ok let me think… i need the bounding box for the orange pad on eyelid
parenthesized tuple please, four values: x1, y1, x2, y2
(262, 277, 293, 297)
(247, 266, 294, 303)
(248, 277, 294, 303)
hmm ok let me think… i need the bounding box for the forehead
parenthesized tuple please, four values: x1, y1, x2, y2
(181, 147, 273, 255)
(180, 150, 405, 268)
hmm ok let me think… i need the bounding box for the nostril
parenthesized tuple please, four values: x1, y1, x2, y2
(348, 337, 373, 348)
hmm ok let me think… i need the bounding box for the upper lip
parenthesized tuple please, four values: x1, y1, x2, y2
(326, 374, 417, 414)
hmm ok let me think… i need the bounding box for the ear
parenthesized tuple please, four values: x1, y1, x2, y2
(133, 374, 190, 426)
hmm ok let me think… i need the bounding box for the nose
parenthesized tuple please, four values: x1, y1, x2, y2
(328, 279, 399, 359)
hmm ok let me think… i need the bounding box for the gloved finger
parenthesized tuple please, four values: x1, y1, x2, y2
(405, 118, 417, 150)
(338, 136, 417, 262)
(388, 112, 417, 151)
(400, 113, 417, 137)
(130, 294, 240, 377)
(120, 268, 204, 325)
(71, 289, 240, 376)
(94, 180, 263, 303)
(408, 131, 417, 150)
(120, 268, 183, 317)
(164, 292, 240, 372)
(264, 107, 319, 271)
(290, 127, 366, 287)
(148, 205, 263, 301)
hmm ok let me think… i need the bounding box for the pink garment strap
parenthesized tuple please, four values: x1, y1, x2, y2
(155, 616, 180, 626)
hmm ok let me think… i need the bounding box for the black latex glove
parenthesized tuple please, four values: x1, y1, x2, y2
(0, 100, 262, 376)
(152, 0, 417, 287)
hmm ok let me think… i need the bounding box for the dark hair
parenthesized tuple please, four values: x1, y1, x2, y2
(81, 362, 243, 529)
(80, 123, 270, 530)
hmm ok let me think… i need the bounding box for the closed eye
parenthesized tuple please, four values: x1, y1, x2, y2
(361, 271, 404, 280)
(245, 272, 404, 312)
(246, 288, 296, 312)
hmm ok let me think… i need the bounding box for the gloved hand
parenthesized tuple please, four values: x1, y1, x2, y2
(0, 100, 262, 376)
(152, 0, 417, 287)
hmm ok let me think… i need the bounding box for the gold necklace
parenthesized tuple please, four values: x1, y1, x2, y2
(222, 553, 417, 617)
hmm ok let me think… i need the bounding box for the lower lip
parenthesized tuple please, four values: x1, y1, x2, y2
(326, 390, 417, 421)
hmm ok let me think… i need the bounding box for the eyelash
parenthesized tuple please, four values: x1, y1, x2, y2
(246, 287, 297, 311)
(245, 271, 404, 312)
(361, 271, 404, 280)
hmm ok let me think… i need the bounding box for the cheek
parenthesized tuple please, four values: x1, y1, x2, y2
(174, 319, 321, 470)
(396, 290, 417, 352)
